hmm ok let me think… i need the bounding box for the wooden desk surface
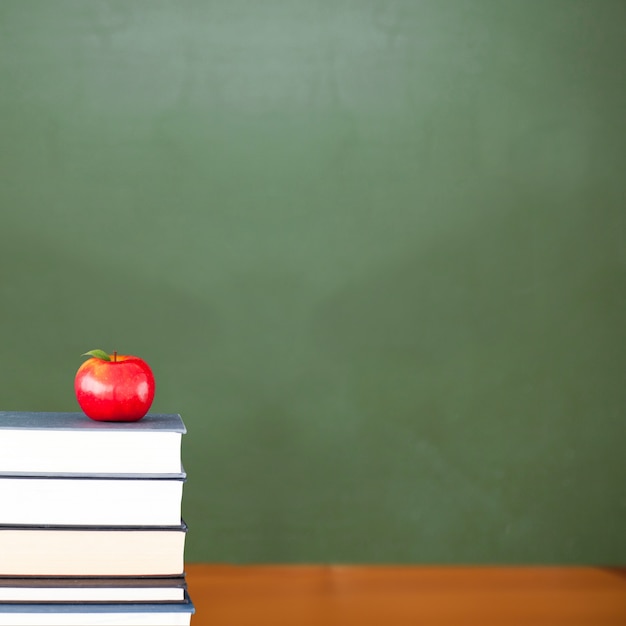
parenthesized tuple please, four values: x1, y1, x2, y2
(186, 564, 626, 625)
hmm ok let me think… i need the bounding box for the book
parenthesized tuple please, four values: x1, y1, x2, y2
(0, 576, 187, 603)
(0, 523, 187, 577)
(0, 411, 194, 617)
(0, 412, 186, 476)
(0, 594, 194, 625)
(0, 474, 185, 526)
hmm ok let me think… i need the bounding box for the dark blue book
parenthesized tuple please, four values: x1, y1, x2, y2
(0, 592, 194, 625)
(0, 412, 186, 476)
(0, 576, 187, 603)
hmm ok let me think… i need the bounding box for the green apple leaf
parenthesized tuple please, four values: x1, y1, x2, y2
(82, 349, 111, 361)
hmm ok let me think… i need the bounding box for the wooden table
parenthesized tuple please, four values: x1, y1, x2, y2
(185, 564, 626, 625)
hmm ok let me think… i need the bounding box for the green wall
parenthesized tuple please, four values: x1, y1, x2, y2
(1, 0, 625, 564)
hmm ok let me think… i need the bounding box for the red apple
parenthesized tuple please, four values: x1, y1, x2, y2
(74, 349, 156, 422)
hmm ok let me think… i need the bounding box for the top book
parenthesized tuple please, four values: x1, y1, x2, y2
(0, 412, 186, 476)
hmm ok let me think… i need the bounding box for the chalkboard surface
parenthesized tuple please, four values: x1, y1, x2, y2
(1, 0, 625, 563)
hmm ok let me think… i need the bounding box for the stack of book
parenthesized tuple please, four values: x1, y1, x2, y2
(0, 411, 194, 626)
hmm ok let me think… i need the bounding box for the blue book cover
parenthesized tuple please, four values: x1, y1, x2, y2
(0, 594, 195, 626)
(0, 412, 186, 433)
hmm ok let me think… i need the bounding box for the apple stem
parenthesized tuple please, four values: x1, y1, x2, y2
(113, 351, 117, 362)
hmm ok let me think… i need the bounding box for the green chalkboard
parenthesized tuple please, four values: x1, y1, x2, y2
(1, 0, 625, 564)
